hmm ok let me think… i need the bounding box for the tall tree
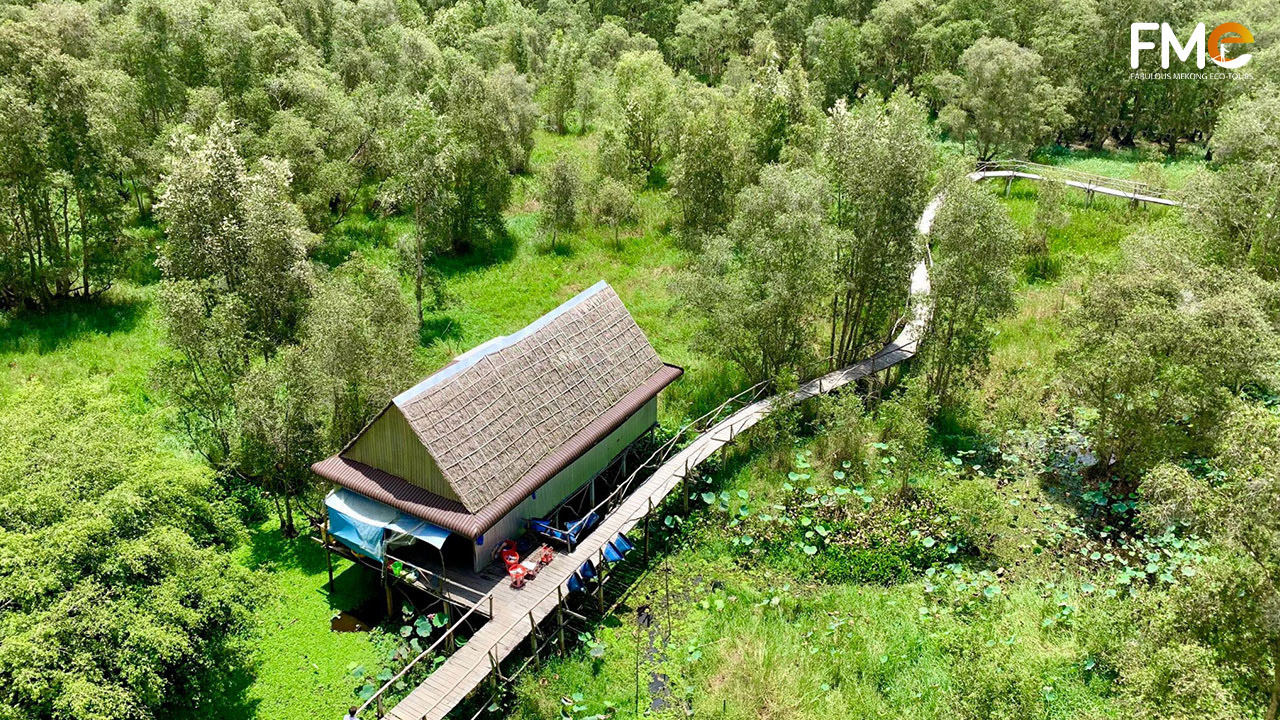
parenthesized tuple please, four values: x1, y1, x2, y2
(934, 37, 1072, 159)
(682, 165, 833, 382)
(1187, 90, 1280, 280)
(823, 91, 934, 366)
(919, 174, 1019, 406)
(386, 105, 451, 329)
(1060, 227, 1280, 479)
(304, 256, 417, 450)
(613, 50, 674, 175)
(671, 93, 749, 241)
(157, 122, 315, 356)
(0, 29, 127, 309)
(1141, 402, 1280, 720)
(236, 346, 321, 537)
(539, 155, 582, 252)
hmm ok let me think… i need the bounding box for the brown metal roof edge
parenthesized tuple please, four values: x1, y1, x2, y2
(313, 363, 684, 539)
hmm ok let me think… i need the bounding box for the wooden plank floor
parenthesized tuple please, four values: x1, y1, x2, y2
(384, 167, 1178, 720)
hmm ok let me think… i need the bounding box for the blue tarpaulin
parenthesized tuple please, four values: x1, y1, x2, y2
(325, 489, 451, 561)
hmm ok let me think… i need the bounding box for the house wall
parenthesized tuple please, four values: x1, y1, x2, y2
(471, 397, 657, 571)
(343, 408, 459, 501)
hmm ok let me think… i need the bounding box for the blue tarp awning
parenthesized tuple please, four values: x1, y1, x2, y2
(325, 489, 451, 561)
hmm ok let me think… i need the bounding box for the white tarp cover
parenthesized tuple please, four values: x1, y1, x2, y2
(325, 489, 451, 560)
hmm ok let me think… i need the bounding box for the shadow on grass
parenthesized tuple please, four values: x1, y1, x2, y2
(433, 231, 518, 278)
(0, 294, 147, 355)
(191, 663, 260, 720)
(420, 313, 464, 347)
(244, 524, 380, 609)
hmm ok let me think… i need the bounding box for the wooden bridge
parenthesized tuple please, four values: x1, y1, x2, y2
(356, 162, 1179, 720)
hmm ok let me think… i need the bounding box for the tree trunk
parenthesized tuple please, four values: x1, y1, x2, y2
(1267, 638, 1279, 720)
(283, 494, 297, 538)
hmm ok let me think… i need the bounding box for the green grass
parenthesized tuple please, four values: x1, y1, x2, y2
(199, 521, 387, 720)
(1035, 146, 1203, 190)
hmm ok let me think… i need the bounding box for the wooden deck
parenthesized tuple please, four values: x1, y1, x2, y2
(381, 164, 1179, 720)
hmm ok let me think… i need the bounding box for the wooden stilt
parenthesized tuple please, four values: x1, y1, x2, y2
(644, 498, 652, 562)
(556, 587, 567, 656)
(528, 611, 540, 667)
(683, 459, 689, 514)
(444, 599, 455, 651)
(597, 549, 606, 614)
(382, 561, 392, 617)
(325, 527, 334, 593)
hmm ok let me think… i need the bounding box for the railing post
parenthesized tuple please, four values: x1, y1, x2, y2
(376, 695, 383, 718)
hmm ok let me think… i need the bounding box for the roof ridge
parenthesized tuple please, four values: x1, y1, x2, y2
(392, 280, 610, 408)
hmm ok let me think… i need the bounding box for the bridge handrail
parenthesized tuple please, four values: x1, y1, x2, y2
(975, 159, 1178, 201)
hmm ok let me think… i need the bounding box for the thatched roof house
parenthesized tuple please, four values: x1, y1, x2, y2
(313, 281, 682, 571)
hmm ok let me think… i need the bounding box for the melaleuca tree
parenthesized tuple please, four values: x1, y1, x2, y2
(539, 155, 583, 252)
(545, 32, 583, 134)
(671, 93, 749, 241)
(0, 21, 128, 309)
(822, 91, 933, 365)
(157, 121, 315, 356)
(154, 121, 314, 471)
(304, 256, 417, 449)
(1139, 403, 1280, 720)
(668, 0, 748, 81)
(439, 57, 514, 252)
(682, 165, 834, 383)
(1060, 226, 1280, 479)
(934, 37, 1072, 159)
(385, 105, 452, 328)
(487, 63, 538, 174)
(1186, 90, 1280, 280)
(583, 18, 659, 70)
(919, 173, 1019, 407)
(590, 176, 637, 249)
(808, 16, 861, 107)
(745, 43, 821, 165)
(854, 0, 933, 98)
(613, 50, 674, 175)
(235, 345, 321, 537)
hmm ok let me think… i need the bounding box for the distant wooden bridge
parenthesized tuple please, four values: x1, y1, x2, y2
(354, 162, 1179, 720)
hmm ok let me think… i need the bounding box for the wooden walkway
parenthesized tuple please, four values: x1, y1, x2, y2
(383, 164, 1178, 720)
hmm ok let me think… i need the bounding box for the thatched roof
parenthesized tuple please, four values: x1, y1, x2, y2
(313, 281, 682, 535)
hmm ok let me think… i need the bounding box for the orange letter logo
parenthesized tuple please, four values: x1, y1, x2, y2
(1207, 22, 1253, 68)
